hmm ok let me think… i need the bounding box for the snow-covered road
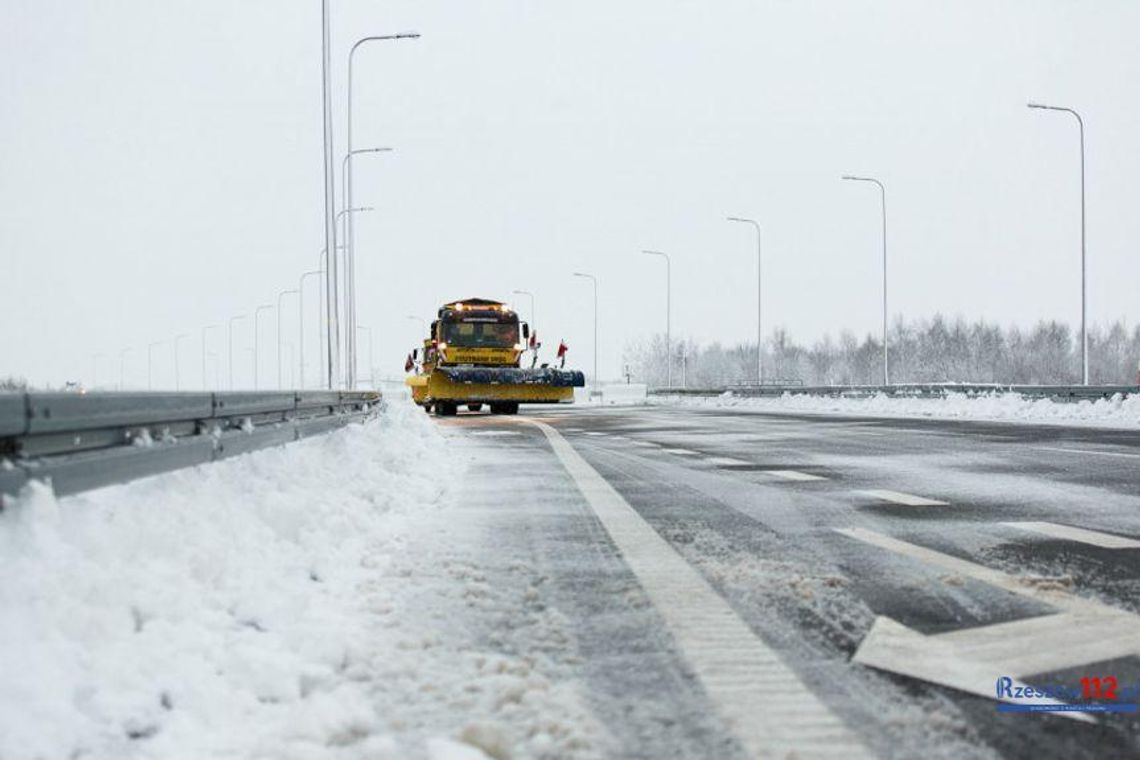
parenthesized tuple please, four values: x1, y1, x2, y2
(4, 400, 1140, 758)
(2, 403, 608, 759)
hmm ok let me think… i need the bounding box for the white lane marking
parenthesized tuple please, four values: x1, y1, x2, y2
(583, 431, 606, 436)
(768, 470, 827, 482)
(530, 419, 869, 757)
(1035, 446, 1140, 460)
(705, 456, 752, 466)
(857, 489, 947, 507)
(837, 526, 1139, 723)
(662, 448, 700, 456)
(1001, 521, 1140, 550)
(834, 527, 1114, 617)
(468, 430, 522, 437)
(629, 440, 660, 447)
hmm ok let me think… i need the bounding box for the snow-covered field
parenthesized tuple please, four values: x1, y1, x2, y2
(0, 401, 597, 759)
(660, 390, 1140, 428)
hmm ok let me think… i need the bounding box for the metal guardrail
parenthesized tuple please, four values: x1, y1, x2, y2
(0, 391, 380, 499)
(649, 383, 1139, 400)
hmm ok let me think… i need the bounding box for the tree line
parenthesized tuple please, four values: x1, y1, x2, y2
(622, 316, 1140, 388)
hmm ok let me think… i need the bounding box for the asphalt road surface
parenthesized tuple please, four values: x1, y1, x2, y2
(435, 403, 1140, 759)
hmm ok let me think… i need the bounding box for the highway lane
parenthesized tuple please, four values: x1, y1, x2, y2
(437, 405, 1140, 758)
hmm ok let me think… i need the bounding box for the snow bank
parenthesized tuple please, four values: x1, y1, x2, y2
(660, 390, 1140, 428)
(0, 401, 457, 759)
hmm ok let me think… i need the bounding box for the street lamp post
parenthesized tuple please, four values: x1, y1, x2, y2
(319, 0, 337, 393)
(90, 352, 104, 390)
(318, 249, 330, 384)
(341, 147, 392, 388)
(1028, 101, 1088, 385)
(331, 207, 373, 389)
(147, 341, 163, 390)
(641, 250, 672, 388)
(405, 315, 427, 350)
(841, 175, 889, 385)
(253, 304, 274, 390)
(228, 314, 247, 390)
(346, 32, 419, 387)
(299, 269, 322, 389)
(512, 290, 536, 334)
(357, 325, 374, 387)
(201, 325, 217, 390)
(119, 348, 133, 391)
(174, 333, 189, 391)
(277, 289, 299, 389)
(572, 273, 598, 391)
(332, 206, 376, 389)
(727, 216, 763, 385)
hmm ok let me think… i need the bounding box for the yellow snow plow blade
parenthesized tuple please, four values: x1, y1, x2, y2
(406, 367, 580, 406)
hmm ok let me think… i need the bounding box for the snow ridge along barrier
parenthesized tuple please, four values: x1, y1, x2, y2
(649, 383, 1138, 401)
(0, 391, 379, 498)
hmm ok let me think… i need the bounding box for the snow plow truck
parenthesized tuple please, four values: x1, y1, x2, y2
(405, 298, 585, 415)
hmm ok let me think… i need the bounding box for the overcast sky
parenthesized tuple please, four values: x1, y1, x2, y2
(3, 1, 1138, 388)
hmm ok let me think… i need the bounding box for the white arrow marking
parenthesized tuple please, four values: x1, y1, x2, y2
(852, 617, 1095, 723)
(838, 527, 1140, 721)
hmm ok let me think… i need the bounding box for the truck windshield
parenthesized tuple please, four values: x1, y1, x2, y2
(441, 320, 518, 348)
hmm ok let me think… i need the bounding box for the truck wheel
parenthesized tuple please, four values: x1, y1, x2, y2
(434, 402, 457, 417)
(467, 403, 483, 412)
(502, 402, 519, 415)
(423, 403, 433, 414)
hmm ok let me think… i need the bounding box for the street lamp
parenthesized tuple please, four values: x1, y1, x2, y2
(405, 314, 427, 343)
(346, 32, 419, 387)
(147, 341, 163, 390)
(119, 348, 133, 391)
(641, 250, 672, 388)
(727, 216, 763, 385)
(512, 290, 536, 335)
(330, 207, 373, 389)
(174, 333, 189, 390)
(319, 0, 336, 396)
(228, 314, 247, 390)
(341, 147, 392, 388)
(572, 273, 598, 391)
(357, 325, 374, 388)
(841, 175, 889, 385)
(299, 269, 322, 389)
(201, 325, 217, 390)
(90, 352, 105, 390)
(1028, 101, 1089, 385)
(253, 304, 274, 390)
(277, 289, 299, 389)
